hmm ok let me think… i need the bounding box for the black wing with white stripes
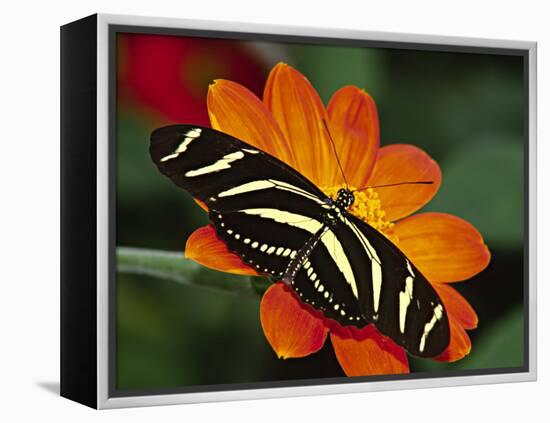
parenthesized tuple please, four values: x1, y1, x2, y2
(150, 124, 450, 358)
(329, 214, 449, 357)
(150, 124, 329, 281)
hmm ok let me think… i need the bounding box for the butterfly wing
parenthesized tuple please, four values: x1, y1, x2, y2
(150, 125, 330, 278)
(150, 124, 450, 358)
(337, 213, 450, 357)
(285, 214, 449, 357)
(287, 226, 368, 325)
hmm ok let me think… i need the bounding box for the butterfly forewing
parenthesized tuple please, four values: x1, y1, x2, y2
(150, 125, 327, 203)
(150, 124, 450, 358)
(151, 124, 329, 279)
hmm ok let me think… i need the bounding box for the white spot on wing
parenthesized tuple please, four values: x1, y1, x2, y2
(406, 259, 415, 277)
(419, 304, 444, 353)
(399, 276, 414, 334)
(239, 208, 322, 234)
(321, 229, 358, 299)
(371, 263, 382, 314)
(346, 220, 382, 312)
(160, 128, 202, 162)
(185, 128, 202, 138)
(160, 152, 180, 162)
(185, 151, 245, 177)
(217, 180, 274, 198)
(217, 179, 325, 205)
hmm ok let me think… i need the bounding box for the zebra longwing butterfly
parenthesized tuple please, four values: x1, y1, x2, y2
(150, 124, 450, 358)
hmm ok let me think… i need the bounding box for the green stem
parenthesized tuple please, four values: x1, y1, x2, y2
(116, 247, 272, 297)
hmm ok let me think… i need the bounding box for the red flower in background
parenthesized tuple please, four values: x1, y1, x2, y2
(117, 33, 267, 126)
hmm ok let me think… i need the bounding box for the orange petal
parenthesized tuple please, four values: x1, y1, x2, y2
(434, 317, 472, 362)
(194, 198, 208, 212)
(263, 63, 334, 186)
(185, 225, 258, 276)
(327, 86, 379, 187)
(394, 212, 491, 283)
(367, 144, 442, 221)
(433, 283, 478, 330)
(330, 325, 409, 376)
(207, 79, 298, 168)
(260, 283, 328, 359)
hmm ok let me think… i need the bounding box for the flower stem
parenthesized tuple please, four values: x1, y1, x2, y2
(116, 247, 271, 297)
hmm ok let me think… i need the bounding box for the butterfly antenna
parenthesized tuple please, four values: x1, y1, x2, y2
(322, 119, 349, 190)
(352, 181, 433, 193)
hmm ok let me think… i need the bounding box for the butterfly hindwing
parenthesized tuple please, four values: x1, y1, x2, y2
(291, 227, 367, 325)
(150, 124, 450, 358)
(209, 209, 311, 280)
(289, 213, 450, 357)
(343, 214, 450, 357)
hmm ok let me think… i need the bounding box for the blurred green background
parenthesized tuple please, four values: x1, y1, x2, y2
(115, 33, 525, 392)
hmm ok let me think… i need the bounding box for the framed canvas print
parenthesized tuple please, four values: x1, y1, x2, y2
(60, 13, 537, 409)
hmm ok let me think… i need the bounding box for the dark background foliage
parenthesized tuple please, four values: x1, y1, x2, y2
(115, 32, 525, 391)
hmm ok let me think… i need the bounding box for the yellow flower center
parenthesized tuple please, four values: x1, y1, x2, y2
(321, 186, 399, 244)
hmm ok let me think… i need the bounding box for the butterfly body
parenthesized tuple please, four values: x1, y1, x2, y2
(150, 124, 450, 358)
(281, 189, 353, 295)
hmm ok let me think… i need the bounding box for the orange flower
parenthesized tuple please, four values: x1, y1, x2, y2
(185, 63, 491, 376)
